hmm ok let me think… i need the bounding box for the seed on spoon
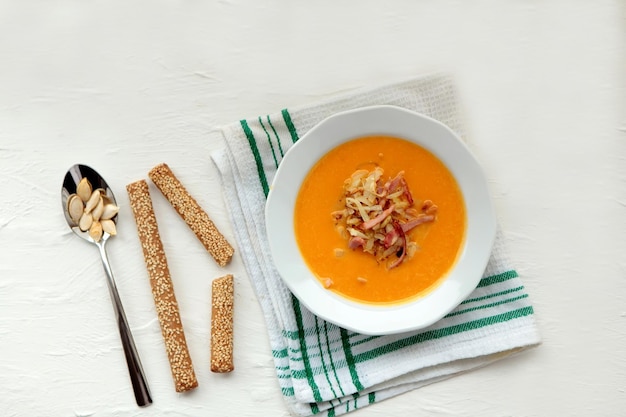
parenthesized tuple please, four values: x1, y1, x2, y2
(69, 176, 120, 241)
(79, 211, 93, 231)
(85, 189, 101, 214)
(67, 194, 84, 223)
(92, 197, 104, 221)
(89, 221, 103, 241)
(77, 178, 92, 202)
(101, 203, 119, 220)
(101, 219, 117, 236)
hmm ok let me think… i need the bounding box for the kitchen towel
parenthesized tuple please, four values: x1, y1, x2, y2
(211, 74, 541, 416)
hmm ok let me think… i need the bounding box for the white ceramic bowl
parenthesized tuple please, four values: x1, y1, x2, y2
(265, 105, 496, 335)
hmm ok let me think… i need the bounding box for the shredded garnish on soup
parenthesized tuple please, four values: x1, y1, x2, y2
(332, 167, 438, 269)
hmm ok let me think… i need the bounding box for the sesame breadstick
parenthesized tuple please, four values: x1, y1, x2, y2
(211, 274, 235, 373)
(126, 180, 198, 393)
(148, 163, 234, 267)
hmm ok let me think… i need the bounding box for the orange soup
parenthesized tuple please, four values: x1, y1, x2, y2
(294, 135, 466, 304)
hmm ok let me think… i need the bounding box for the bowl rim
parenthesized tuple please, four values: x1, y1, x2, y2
(265, 105, 496, 335)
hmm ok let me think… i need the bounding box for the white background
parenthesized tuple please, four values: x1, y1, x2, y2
(1, 1, 624, 416)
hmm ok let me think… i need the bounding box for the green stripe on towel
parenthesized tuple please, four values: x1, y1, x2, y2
(293, 295, 324, 403)
(282, 108, 299, 143)
(240, 119, 269, 197)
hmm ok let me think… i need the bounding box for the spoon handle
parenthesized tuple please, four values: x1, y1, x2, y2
(97, 241, 152, 407)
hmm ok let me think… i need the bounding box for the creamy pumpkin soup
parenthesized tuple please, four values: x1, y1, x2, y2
(294, 135, 466, 304)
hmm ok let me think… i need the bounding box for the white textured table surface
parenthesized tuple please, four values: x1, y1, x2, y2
(1, 2, 624, 416)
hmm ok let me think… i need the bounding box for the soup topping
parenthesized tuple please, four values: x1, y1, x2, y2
(332, 167, 437, 269)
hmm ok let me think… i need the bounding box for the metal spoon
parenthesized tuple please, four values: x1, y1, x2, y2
(61, 164, 152, 407)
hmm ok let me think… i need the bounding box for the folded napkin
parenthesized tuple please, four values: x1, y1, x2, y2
(211, 74, 540, 416)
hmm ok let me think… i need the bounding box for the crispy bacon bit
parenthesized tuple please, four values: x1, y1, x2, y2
(401, 214, 435, 233)
(348, 236, 366, 249)
(400, 178, 414, 205)
(332, 167, 437, 269)
(387, 221, 407, 269)
(383, 227, 399, 248)
(361, 204, 395, 230)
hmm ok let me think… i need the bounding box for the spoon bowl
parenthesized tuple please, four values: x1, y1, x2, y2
(62, 164, 118, 243)
(61, 164, 152, 407)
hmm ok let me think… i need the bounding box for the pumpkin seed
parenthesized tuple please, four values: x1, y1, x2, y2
(101, 203, 119, 220)
(101, 219, 117, 236)
(89, 221, 103, 242)
(92, 197, 104, 221)
(77, 178, 92, 202)
(85, 190, 101, 213)
(67, 194, 84, 223)
(79, 212, 93, 231)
